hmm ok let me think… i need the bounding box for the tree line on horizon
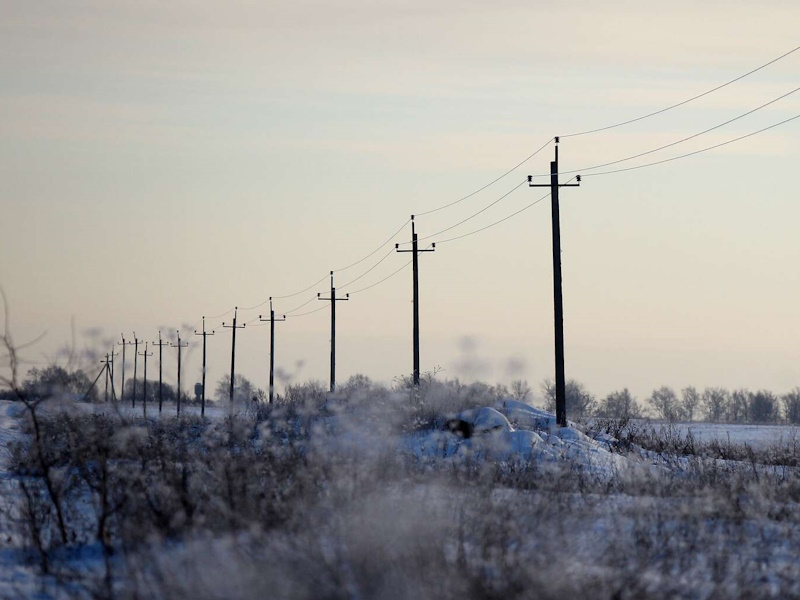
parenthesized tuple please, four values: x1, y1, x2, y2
(546, 379, 800, 425)
(3, 364, 800, 426)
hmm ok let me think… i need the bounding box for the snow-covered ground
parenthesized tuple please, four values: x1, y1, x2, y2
(0, 401, 39, 597)
(4, 396, 800, 598)
(671, 421, 800, 450)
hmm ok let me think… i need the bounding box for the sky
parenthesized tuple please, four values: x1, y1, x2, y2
(1, 0, 799, 404)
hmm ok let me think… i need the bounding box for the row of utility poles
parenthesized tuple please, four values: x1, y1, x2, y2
(106, 330, 191, 416)
(94, 142, 579, 426)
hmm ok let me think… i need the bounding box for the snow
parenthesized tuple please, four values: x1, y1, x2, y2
(4, 394, 800, 598)
(0, 401, 40, 597)
(403, 400, 628, 474)
(671, 421, 800, 450)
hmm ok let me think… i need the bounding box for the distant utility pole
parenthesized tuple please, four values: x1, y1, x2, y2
(259, 298, 285, 403)
(152, 331, 169, 414)
(222, 308, 246, 403)
(100, 353, 111, 403)
(528, 137, 581, 427)
(318, 272, 349, 393)
(396, 215, 436, 386)
(194, 317, 214, 417)
(171, 332, 189, 416)
(117, 335, 134, 404)
(131, 333, 140, 408)
(139, 342, 153, 418)
(108, 348, 119, 401)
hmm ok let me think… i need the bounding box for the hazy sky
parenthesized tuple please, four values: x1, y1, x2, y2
(1, 1, 799, 403)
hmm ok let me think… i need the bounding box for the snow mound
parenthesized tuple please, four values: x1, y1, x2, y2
(493, 398, 579, 431)
(403, 403, 628, 474)
(452, 406, 513, 434)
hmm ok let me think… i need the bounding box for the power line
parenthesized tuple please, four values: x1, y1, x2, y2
(239, 219, 411, 312)
(429, 111, 798, 243)
(283, 296, 317, 315)
(404, 179, 529, 245)
(347, 252, 424, 296)
(285, 304, 328, 318)
(407, 85, 795, 250)
(333, 218, 411, 273)
(261, 273, 329, 302)
(561, 43, 800, 138)
(435, 190, 553, 245)
(583, 112, 800, 177)
(184, 47, 800, 333)
(339, 248, 396, 290)
(536, 86, 800, 178)
(415, 138, 553, 217)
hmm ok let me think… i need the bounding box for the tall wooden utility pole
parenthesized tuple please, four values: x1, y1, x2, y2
(152, 331, 169, 414)
(131, 333, 140, 408)
(396, 215, 436, 386)
(117, 335, 133, 404)
(259, 298, 285, 404)
(139, 343, 153, 417)
(171, 332, 189, 416)
(194, 317, 215, 417)
(100, 354, 111, 403)
(108, 348, 119, 402)
(528, 137, 580, 427)
(222, 308, 246, 403)
(318, 272, 349, 393)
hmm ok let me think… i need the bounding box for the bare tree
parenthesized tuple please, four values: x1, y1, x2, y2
(729, 389, 750, 423)
(649, 386, 680, 421)
(749, 390, 779, 423)
(782, 388, 800, 424)
(680, 386, 701, 422)
(596, 388, 641, 419)
(541, 378, 596, 419)
(509, 379, 532, 404)
(215, 373, 258, 404)
(702, 387, 728, 422)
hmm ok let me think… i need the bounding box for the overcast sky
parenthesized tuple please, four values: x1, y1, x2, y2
(1, 1, 799, 403)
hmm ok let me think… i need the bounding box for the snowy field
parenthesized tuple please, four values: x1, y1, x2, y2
(671, 421, 800, 449)
(4, 393, 800, 599)
(92, 400, 800, 450)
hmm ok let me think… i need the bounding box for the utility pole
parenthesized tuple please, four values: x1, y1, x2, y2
(117, 335, 134, 404)
(194, 317, 215, 417)
(108, 348, 119, 402)
(396, 215, 436, 386)
(318, 272, 349, 393)
(222, 308, 246, 404)
(171, 332, 189, 416)
(528, 137, 581, 427)
(139, 342, 153, 418)
(100, 353, 111, 403)
(259, 298, 285, 403)
(131, 333, 140, 408)
(152, 331, 169, 414)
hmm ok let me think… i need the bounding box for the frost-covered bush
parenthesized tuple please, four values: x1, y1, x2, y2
(12, 384, 800, 599)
